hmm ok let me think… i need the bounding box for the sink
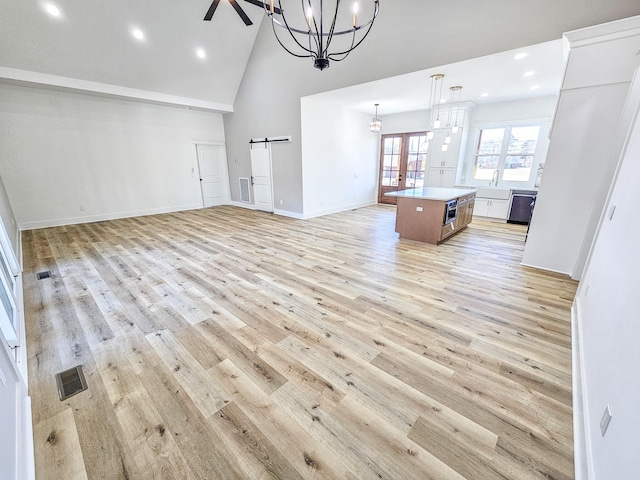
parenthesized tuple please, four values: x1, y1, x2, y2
(475, 187, 511, 199)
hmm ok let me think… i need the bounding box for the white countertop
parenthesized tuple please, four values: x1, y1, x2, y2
(385, 187, 477, 202)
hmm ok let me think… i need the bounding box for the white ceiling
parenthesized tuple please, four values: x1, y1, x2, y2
(1, 2, 567, 114)
(307, 40, 566, 115)
(0, 0, 264, 107)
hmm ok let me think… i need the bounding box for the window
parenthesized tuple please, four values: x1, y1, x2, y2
(0, 233, 19, 348)
(473, 125, 541, 183)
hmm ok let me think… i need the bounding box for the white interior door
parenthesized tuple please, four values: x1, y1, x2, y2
(250, 143, 274, 212)
(196, 144, 230, 208)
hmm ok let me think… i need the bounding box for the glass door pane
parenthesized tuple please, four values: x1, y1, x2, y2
(405, 134, 428, 188)
(381, 137, 402, 186)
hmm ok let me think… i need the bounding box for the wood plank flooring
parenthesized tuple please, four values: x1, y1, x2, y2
(22, 205, 578, 479)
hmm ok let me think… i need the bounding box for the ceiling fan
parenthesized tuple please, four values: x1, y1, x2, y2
(203, 0, 281, 27)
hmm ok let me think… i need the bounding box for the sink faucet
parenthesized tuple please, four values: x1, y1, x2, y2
(492, 169, 499, 186)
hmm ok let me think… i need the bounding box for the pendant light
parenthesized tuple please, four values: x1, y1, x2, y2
(427, 74, 444, 139)
(433, 74, 445, 129)
(369, 103, 382, 133)
(450, 86, 463, 134)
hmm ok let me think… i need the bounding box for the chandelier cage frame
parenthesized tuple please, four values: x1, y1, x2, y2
(263, 0, 380, 70)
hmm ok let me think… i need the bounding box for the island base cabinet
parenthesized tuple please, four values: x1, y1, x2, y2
(394, 193, 475, 245)
(395, 198, 447, 244)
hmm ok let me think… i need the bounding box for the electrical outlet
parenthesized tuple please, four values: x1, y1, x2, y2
(79, 205, 85, 211)
(416, 206, 423, 212)
(600, 404, 612, 436)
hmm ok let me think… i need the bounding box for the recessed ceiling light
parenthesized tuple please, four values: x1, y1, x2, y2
(132, 29, 145, 40)
(514, 52, 528, 60)
(524, 71, 535, 77)
(196, 48, 206, 59)
(530, 85, 540, 90)
(45, 3, 60, 16)
(480, 93, 489, 98)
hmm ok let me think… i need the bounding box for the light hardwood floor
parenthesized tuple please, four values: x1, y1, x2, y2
(23, 205, 577, 479)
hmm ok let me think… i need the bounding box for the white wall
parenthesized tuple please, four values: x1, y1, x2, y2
(573, 71, 640, 479)
(301, 99, 378, 217)
(469, 96, 557, 124)
(522, 21, 640, 277)
(380, 110, 430, 134)
(0, 83, 226, 229)
(224, 3, 640, 216)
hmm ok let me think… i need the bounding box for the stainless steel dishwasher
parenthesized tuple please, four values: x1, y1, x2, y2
(508, 190, 537, 225)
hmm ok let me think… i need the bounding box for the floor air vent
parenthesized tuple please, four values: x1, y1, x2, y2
(37, 271, 51, 280)
(55, 365, 88, 401)
(239, 177, 251, 203)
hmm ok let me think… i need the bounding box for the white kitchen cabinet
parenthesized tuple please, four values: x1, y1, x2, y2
(473, 198, 509, 220)
(426, 167, 456, 188)
(427, 130, 462, 169)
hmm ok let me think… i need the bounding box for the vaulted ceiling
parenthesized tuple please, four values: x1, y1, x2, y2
(0, 0, 265, 110)
(3, 2, 640, 115)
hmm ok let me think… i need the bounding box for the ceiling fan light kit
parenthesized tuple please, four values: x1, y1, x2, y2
(204, 0, 380, 71)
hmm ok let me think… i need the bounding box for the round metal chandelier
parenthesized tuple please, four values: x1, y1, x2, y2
(264, 0, 380, 71)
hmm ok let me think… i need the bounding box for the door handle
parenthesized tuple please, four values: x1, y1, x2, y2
(251, 176, 254, 185)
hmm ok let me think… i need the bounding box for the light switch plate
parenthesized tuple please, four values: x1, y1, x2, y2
(608, 204, 616, 220)
(600, 404, 612, 436)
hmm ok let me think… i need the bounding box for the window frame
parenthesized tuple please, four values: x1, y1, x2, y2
(462, 119, 550, 188)
(0, 223, 20, 349)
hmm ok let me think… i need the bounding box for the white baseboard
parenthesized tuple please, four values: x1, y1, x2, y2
(471, 215, 507, 223)
(572, 298, 592, 480)
(273, 209, 304, 219)
(299, 200, 377, 220)
(232, 200, 375, 220)
(519, 259, 571, 276)
(231, 201, 255, 210)
(19, 203, 203, 230)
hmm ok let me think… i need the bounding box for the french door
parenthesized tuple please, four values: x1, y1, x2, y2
(378, 132, 429, 205)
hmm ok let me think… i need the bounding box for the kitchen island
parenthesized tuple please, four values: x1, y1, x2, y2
(385, 187, 476, 244)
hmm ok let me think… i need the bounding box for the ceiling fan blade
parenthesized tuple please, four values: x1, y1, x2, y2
(203, 0, 221, 21)
(243, 0, 282, 15)
(229, 0, 253, 26)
